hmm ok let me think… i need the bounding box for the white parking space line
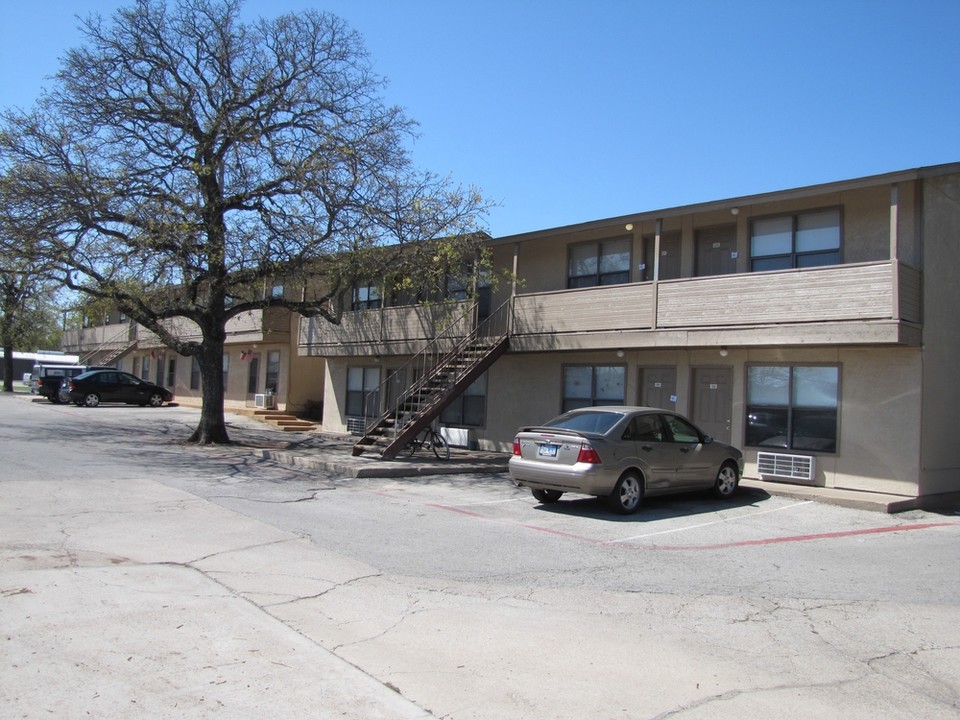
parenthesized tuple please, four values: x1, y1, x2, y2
(603, 500, 815, 544)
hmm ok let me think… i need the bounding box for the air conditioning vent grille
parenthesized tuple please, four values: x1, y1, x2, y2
(757, 452, 816, 483)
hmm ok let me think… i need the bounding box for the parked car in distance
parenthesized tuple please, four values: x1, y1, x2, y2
(32, 364, 112, 403)
(67, 369, 174, 408)
(509, 406, 744, 514)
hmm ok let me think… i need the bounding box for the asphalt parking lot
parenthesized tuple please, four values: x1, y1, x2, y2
(4, 395, 960, 719)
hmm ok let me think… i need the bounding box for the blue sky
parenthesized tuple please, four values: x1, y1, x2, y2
(2, 1, 958, 237)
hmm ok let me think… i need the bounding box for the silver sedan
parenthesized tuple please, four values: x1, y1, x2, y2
(509, 406, 744, 514)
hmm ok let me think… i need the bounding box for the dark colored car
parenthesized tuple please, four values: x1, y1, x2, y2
(67, 370, 174, 408)
(509, 406, 744, 514)
(33, 364, 111, 403)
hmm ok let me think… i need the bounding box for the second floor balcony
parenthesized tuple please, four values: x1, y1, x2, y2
(62, 307, 292, 356)
(299, 260, 922, 356)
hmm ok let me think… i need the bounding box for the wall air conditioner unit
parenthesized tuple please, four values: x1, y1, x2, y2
(346, 418, 366, 435)
(254, 393, 275, 409)
(756, 452, 816, 483)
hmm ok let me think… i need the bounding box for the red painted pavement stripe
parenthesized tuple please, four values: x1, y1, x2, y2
(650, 522, 958, 551)
(426, 502, 958, 550)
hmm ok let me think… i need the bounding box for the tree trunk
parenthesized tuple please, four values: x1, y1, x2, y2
(187, 325, 231, 444)
(2, 342, 13, 393)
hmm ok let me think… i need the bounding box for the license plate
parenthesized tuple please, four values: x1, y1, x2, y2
(538, 443, 559, 458)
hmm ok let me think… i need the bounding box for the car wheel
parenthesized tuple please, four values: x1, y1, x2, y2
(83, 393, 101, 408)
(147, 393, 164, 408)
(48, 393, 61, 404)
(58, 389, 71, 404)
(713, 462, 740, 498)
(531, 488, 563, 504)
(608, 472, 643, 514)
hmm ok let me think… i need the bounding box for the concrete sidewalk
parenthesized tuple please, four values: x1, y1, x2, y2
(1, 473, 434, 718)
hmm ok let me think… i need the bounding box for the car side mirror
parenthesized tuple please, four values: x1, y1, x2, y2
(703, 435, 714, 444)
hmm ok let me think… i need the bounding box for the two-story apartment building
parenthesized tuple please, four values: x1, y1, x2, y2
(303, 162, 960, 505)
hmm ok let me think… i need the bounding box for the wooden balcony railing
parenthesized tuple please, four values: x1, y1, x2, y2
(297, 261, 921, 354)
(511, 261, 919, 337)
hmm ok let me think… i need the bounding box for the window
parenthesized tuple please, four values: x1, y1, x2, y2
(352, 283, 382, 311)
(624, 414, 664, 442)
(346, 366, 381, 418)
(270, 284, 284, 299)
(562, 365, 626, 413)
(746, 365, 839, 452)
(141, 356, 151, 381)
(662, 414, 701, 443)
(568, 238, 631, 288)
(751, 209, 841, 271)
(190, 357, 201, 390)
(166, 358, 176, 389)
(247, 354, 260, 395)
(222, 354, 229, 392)
(441, 373, 487, 427)
(266, 351, 280, 393)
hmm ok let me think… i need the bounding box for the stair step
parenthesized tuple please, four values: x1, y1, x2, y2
(250, 410, 316, 432)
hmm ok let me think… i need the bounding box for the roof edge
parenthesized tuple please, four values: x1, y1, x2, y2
(491, 161, 960, 245)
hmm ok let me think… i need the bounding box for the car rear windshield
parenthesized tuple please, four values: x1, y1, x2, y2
(546, 411, 624, 435)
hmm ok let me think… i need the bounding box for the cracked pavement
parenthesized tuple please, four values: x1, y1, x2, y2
(2, 396, 959, 719)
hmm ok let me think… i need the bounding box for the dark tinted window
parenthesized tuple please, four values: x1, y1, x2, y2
(624, 414, 664, 441)
(546, 410, 624, 435)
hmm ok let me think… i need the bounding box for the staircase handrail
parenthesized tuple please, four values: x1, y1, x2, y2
(361, 297, 512, 436)
(79, 323, 135, 365)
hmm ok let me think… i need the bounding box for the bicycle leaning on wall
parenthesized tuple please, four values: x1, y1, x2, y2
(406, 421, 450, 460)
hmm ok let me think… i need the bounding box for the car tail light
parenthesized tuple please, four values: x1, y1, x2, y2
(512, 438, 521, 456)
(577, 444, 602, 464)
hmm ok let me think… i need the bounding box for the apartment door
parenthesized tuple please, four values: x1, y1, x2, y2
(695, 225, 738, 277)
(691, 367, 732, 444)
(639, 367, 677, 410)
(384, 367, 406, 414)
(246, 354, 261, 399)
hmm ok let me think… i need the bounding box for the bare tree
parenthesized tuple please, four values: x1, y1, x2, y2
(0, 0, 491, 442)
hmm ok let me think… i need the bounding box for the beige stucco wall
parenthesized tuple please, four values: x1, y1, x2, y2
(320, 342, 925, 497)
(919, 173, 960, 495)
(322, 357, 363, 434)
(506, 184, 904, 298)
(470, 345, 923, 496)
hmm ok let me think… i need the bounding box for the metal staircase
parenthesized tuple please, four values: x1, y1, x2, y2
(80, 325, 137, 366)
(352, 299, 511, 459)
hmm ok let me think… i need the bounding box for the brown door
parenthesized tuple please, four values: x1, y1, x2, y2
(640, 367, 677, 410)
(691, 367, 732, 444)
(695, 225, 737, 277)
(246, 353, 261, 399)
